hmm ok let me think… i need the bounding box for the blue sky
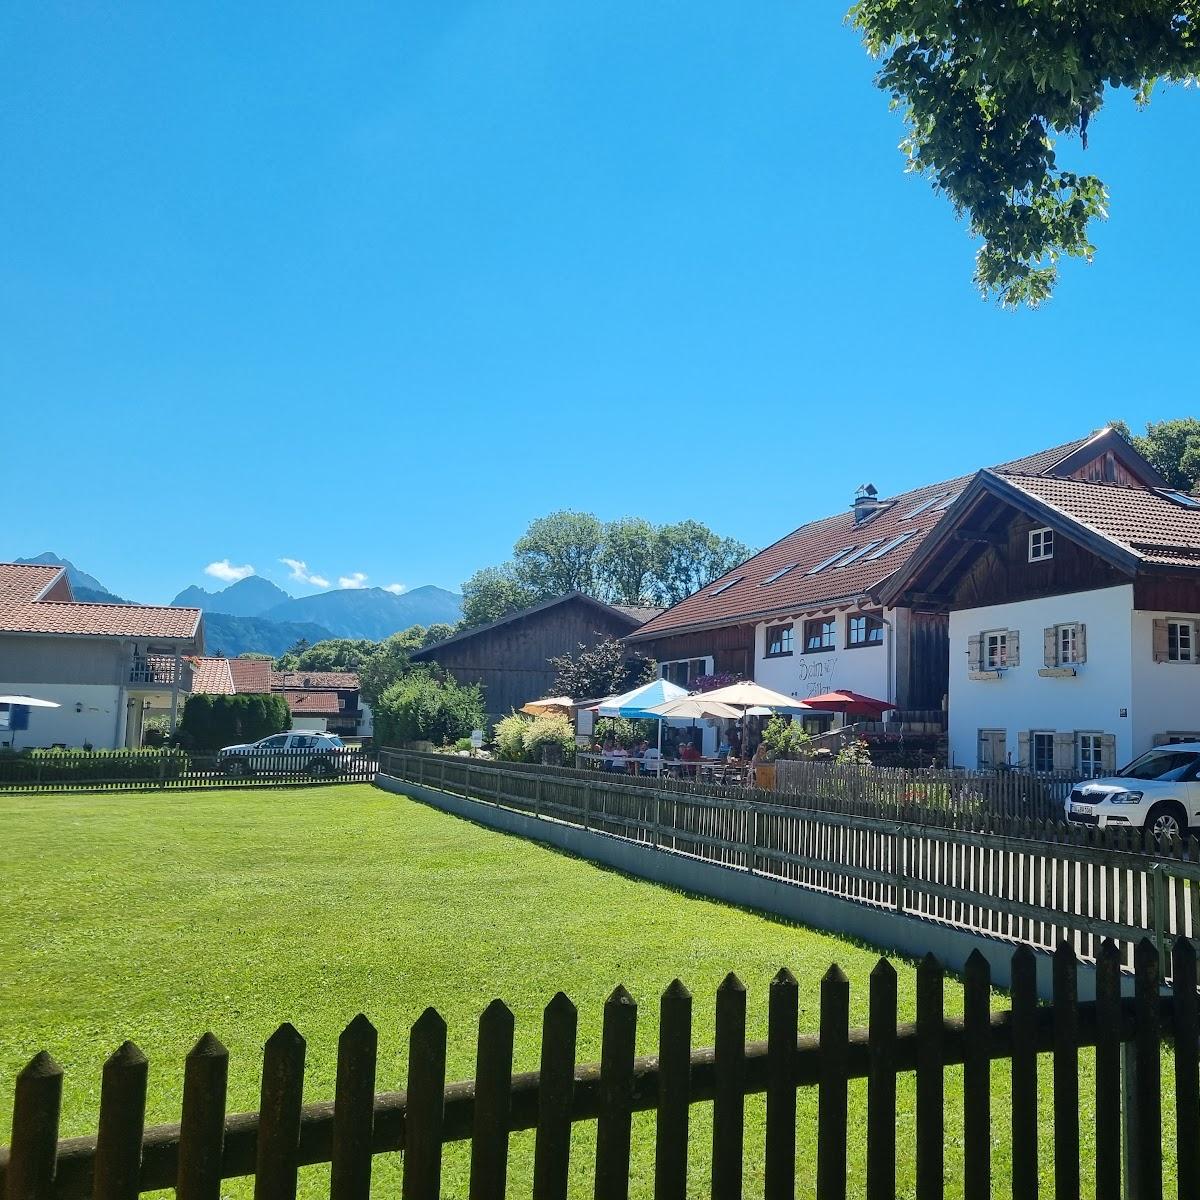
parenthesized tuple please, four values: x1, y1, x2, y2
(1, 3, 1195, 604)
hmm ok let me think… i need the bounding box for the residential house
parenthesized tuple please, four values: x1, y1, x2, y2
(189, 656, 273, 696)
(409, 593, 662, 728)
(270, 671, 371, 737)
(0, 562, 203, 748)
(627, 430, 1164, 754)
(882, 458, 1200, 774)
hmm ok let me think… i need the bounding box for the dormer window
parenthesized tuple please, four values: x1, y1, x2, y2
(1028, 528, 1055, 562)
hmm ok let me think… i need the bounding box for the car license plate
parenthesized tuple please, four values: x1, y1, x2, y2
(1072, 805, 1094, 816)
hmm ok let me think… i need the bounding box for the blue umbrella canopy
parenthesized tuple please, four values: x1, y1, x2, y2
(596, 678, 688, 719)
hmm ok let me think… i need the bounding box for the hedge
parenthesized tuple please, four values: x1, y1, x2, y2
(0, 747, 190, 784)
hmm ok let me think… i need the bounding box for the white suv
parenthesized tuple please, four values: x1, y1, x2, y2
(217, 731, 345, 778)
(1066, 743, 1200, 838)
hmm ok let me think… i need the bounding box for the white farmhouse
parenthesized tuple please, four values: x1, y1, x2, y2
(884, 464, 1200, 774)
(0, 563, 203, 748)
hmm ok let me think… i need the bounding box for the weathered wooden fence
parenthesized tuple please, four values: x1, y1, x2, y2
(0, 748, 377, 792)
(379, 750, 1200, 978)
(1, 942, 1194, 1200)
(773, 759, 1081, 822)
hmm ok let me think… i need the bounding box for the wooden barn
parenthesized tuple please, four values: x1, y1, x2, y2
(409, 593, 661, 728)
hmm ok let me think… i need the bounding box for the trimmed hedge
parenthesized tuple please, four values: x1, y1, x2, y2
(175, 693, 291, 754)
(0, 747, 190, 784)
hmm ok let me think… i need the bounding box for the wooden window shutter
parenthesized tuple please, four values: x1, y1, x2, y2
(1017, 730, 1031, 768)
(1043, 627, 1057, 667)
(1100, 733, 1117, 772)
(1007, 628, 1021, 667)
(1053, 731, 1075, 771)
(1153, 618, 1170, 663)
(995, 729, 1007, 766)
(967, 633, 983, 671)
(1076, 623, 1087, 664)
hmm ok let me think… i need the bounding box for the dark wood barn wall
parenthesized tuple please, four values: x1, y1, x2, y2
(629, 624, 756, 680)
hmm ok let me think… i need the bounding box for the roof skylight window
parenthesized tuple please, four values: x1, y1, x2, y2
(710, 576, 744, 596)
(865, 531, 917, 560)
(760, 563, 799, 585)
(934, 492, 961, 510)
(835, 540, 885, 567)
(900, 494, 949, 519)
(806, 548, 854, 575)
(1158, 488, 1200, 509)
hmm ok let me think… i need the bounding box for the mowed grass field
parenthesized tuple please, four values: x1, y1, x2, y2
(0, 784, 1169, 1197)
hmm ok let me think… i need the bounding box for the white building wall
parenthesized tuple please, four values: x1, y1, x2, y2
(1131, 609, 1200, 749)
(947, 585, 1135, 769)
(753, 610, 891, 707)
(0, 682, 126, 749)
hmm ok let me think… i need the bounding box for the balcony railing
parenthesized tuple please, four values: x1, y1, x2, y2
(128, 655, 187, 687)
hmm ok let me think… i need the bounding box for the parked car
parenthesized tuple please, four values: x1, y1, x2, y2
(1065, 743, 1200, 838)
(216, 731, 345, 778)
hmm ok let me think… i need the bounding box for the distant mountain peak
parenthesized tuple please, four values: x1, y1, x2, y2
(170, 574, 293, 618)
(15, 552, 127, 603)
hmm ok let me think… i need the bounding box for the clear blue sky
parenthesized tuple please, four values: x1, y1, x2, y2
(1, 3, 1195, 604)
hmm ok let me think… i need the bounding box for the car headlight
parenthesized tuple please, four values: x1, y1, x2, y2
(1108, 790, 1144, 805)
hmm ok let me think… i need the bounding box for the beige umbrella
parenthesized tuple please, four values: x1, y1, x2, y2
(693, 681, 803, 710)
(642, 695, 742, 720)
(519, 696, 575, 716)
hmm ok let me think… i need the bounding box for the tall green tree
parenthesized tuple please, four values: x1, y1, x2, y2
(549, 638, 656, 701)
(460, 563, 538, 629)
(850, 1, 1200, 306)
(597, 517, 659, 604)
(652, 521, 752, 607)
(513, 510, 604, 596)
(1113, 417, 1200, 490)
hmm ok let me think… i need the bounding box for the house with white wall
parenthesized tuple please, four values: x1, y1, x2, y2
(627, 429, 1160, 753)
(883, 467, 1200, 774)
(0, 563, 203, 749)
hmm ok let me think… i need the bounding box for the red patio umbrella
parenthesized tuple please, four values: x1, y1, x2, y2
(796, 691, 895, 718)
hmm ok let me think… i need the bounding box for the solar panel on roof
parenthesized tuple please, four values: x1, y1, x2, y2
(760, 563, 799, 585)
(834, 540, 885, 567)
(710, 576, 744, 596)
(865, 531, 917, 560)
(806, 548, 854, 575)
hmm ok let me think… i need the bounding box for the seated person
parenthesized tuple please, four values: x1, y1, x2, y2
(601, 738, 618, 769)
(642, 743, 662, 768)
(679, 740, 702, 763)
(608, 743, 628, 770)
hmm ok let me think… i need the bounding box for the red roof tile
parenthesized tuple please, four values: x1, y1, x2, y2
(284, 691, 343, 715)
(271, 671, 359, 691)
(190, 658, 235, 694)
(228, 658, 272, 693)
(630, 437, 1096, 640)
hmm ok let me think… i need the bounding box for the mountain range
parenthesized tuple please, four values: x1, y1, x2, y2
(15, 553, 463, 656)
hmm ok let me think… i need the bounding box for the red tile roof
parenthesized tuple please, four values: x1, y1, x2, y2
(284, 691, 343, 715)
(190, 658, 235, 694)
(271, 671, 360, 691)
(228, 658, 272, 693)
(997, 474, 1200, 568)
(0, 564, 202, 640)
(629, 437, 1097, 640)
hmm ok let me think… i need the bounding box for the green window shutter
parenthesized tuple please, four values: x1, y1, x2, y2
(1007, 628, 1020, 668)
(1153, 618, 1170, 663)
(1076, 623, 1087, 664)
(1100, 734, 1117, 773)
(1017, 730, 1031, 768)
(1043, 627, 1056, 667)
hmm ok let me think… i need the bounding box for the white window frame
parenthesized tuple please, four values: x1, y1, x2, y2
(658, 657, 714, 687)
(984, 629, 1008, 670)
(1031, 730, 1055, 773)
(1028, 527, 1055, 562)
(1057, 622, 1080, 666)
(1168, 620, 1196, 663)
(1077, 732, 1104, 778)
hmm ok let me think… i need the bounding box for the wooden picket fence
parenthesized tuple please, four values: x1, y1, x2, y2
(1, 941, 1195, 1200)
(0, 748, 377, 792)
(379, 750, 1200, 979)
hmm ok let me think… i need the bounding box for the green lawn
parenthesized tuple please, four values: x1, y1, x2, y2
(0, 784, 1165, 1197)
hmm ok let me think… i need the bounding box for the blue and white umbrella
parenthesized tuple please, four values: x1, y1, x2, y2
(596, 678, 688, 719)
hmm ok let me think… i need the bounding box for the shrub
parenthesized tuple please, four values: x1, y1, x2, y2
(593, 716, 656, 748)
(522, 714, 576, 764)
(374, 669, 485, 747)
(759, 716, 813, 761)
(0, 747, 189, 784)
(493, 713, 529, 762)
(175, 693, 291, 754)
(835, 739, 873, 766)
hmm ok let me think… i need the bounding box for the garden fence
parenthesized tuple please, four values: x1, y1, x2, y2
(0, 748, 376, 791)
(378, 750, 1200, 979)
(0, 942, 1194, 1200)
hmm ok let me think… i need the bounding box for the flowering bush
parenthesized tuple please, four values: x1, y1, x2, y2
(690, 672, 740, 693)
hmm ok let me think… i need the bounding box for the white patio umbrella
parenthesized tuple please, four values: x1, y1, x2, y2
(693, 681, 803, 711)
(642, 695, 742, 721)
(0, 695, 61, 749)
